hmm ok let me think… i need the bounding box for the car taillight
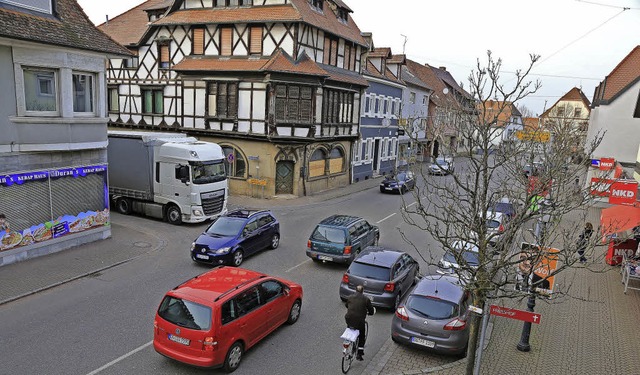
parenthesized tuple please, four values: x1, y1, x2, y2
(307, 240, 311, 248)
(203, 336, 217, 351)
(342, 273, 349, 283)
(395, 306, 409, 321)
(343, 246, 352, 255)
(498, 224, 505, 233)
(384, 282, 395, 292)
(444, 318, 467, 331)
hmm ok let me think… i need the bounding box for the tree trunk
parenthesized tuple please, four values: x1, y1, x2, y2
(465, 295, 485, 375)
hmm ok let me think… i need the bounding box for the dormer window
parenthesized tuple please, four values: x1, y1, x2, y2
(337, 8, 348, 23)
(215, 0, 253, 7)
(309, 0, 323, 12)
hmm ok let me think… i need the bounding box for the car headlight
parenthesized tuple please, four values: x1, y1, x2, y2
(215, 247, 231, 255)
(190, 242, 196, 251)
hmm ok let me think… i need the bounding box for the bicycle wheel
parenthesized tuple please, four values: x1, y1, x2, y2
(341, 342, 354, 374)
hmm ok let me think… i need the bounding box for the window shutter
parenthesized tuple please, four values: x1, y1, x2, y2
(221, 28, 232, 56)
(228, 83, 238, 117)
(193, 28, 205, 55)
(344, 44, 351, 70)
(250, 26, 262, 54)
(160, 45, 170, 66)
(323, 37, 330, 64)
(330, 39, 338, 66)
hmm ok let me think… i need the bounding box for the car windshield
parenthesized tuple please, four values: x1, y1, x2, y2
(311, 226, 346, 244)
(348, 261, 391, 281)
(205, 217, 245, 236)
(191, 161, 227, 185)
(435, 158, 448, 164)
(406, 295, 459, 320)
(396, 173, 408, 181)
(443, 250, 479, 267)
(486, 219, 501, 229)
(494, 202, 514, 215)
(158, 296, 212, 331)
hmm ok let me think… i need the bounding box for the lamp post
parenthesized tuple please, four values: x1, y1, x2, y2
(516, 291, 536, 352)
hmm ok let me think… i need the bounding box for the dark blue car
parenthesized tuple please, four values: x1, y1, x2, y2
(191, 210, 280, 267)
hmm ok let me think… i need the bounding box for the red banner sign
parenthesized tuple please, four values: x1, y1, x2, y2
(590, 178, 614, 197)
(600, 158, 615, 170)
(490, 305, 541, 324)
(609, 180, 638, 205)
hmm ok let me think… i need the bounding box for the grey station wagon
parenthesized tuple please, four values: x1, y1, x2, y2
(306, 215, 379, 264)
(339, 247, 419, 310)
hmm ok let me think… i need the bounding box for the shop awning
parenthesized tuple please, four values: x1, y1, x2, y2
(600, 205, 640, 237)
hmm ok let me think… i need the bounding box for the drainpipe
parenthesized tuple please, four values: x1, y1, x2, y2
(302, 143, 308, 196)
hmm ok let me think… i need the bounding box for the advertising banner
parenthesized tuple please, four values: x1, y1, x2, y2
(590, 178, 614, 197)
(600, 158, 615, 170)
(608, 180, 638, 205)
(519, 243, 560, 297)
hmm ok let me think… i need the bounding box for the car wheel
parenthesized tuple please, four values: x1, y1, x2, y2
(166, 205, 182, 225)
(270, 233, 280, 249)
(232, 249, 244, 267)
(115, 198, 132, 215)
(286, 299, 302, 324)
(223, 341, 244, 373)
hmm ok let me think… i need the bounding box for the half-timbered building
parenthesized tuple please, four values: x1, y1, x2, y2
(100, 0, 368, 197)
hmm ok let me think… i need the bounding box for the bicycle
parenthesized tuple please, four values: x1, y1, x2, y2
(340, 321, 368, 374)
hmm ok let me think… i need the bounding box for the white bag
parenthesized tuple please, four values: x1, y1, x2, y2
(340, 328, 359, 342)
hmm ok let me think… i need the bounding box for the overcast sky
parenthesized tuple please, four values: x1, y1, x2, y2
(78, 0, 640, 116)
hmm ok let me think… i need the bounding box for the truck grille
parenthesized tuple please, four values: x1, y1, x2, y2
(201, 189, 225, 216)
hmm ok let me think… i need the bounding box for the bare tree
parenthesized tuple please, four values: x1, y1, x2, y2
(400, 51, 605, 375)
(516, 103, 536, 118)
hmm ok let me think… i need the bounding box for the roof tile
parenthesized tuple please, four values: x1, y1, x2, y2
(597, 46, 640, 103)
(98, 0, 169, 47)
(152, 5, 301, 26)
(172, 57, 270, 72)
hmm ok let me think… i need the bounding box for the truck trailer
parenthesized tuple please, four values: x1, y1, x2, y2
(107, 131, 228, 224)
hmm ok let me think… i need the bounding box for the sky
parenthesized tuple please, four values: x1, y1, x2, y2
(77, 0, 640, 116)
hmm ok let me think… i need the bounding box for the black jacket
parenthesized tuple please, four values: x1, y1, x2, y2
(345, 292, 374, 325)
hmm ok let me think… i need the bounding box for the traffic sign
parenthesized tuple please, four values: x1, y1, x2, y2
(490, 305, 541, 324)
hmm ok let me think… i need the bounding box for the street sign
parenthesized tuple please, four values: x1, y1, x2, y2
(468, 305, 483, 314)
(490, 305, 541, 324)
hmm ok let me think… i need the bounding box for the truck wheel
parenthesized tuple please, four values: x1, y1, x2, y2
(116, 198, 132, 215)
(166, 205, 182, 225)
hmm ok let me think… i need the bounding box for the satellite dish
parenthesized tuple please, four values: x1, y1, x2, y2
(443, 88, 449, 95)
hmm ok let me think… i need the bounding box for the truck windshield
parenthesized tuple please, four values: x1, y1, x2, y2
(190, 161, 226, 185)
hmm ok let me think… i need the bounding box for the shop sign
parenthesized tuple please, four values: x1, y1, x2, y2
(248, 178, 267, 186)
(600, 158, 615, 170)
(609, 180, 638, 205)
(590, 178, 614, 197)
(0, 165, 107, 186)
(490, 305, 541, 324)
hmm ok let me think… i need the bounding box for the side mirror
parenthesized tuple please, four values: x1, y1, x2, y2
(175, 165, 190, 184)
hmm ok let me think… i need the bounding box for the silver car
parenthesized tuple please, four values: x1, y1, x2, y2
(391, 274, 470, 355)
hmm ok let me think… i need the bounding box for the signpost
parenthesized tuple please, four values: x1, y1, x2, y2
(490, 305, 541, 324)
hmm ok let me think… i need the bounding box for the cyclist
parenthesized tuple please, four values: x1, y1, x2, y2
(345, 285, 374, 361)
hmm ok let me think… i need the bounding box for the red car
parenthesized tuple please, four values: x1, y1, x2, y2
(153, 266, 303, 372)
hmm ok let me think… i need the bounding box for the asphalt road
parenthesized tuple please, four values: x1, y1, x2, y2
(0, 170, 457, 375)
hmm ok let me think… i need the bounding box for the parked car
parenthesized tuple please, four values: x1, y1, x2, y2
(482, 211, 507, 244)
(153, 266, 303, 372)
(491, 197, 516, 219)
(428, 157, 455, 175)
(380, 172, 416, 194)
(391, 274, 470, 355)
(191, 209, 280, 267)
(339, 246, 420, 310)
(437, 241, 480, 276)
(306, 215, 379, 264)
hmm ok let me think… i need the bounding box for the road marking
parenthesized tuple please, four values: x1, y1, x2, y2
(377, 213, 396, 223)
(407, 201, 417, 207)
(86, 341, 153, 375)
(287, 259, 311, 273)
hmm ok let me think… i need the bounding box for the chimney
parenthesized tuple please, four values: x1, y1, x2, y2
(439, 66, 447, 71)
(105, 15, 109, 25)
(361, 32, 374, 51)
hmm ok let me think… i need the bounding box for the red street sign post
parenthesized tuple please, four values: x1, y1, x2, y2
(490, 305, 541, 324)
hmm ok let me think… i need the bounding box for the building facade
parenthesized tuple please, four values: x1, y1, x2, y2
(540, 87, 591, 155)
(0, 0, 130, 265)
(399, 63, 433, 164)
(100, 0, 369, 198)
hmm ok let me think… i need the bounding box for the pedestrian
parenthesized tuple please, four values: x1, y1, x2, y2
(633, 225, 640, 258)
(0, 214, 9, 232)
(577, 222, 593, 264)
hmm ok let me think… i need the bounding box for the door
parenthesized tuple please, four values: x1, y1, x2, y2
(240, 218, 261, 255)
(275, 161, 294, 195)
(159, 162, 191, 204)
(373, 139, 381, 173)
(231, 286, 268, 347)
(260, 280, 290, 329)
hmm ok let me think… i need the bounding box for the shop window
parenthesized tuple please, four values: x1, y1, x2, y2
(142, 88, 164, 114)
(23, 68, 58, 114)
(207, 82, 238, 119)
(309, 149, 327, 178)
(329, 147, 344, 174)
(222, 146, 246, 178)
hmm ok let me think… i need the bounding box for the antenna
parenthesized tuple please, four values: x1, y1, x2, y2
(400, 34, 408, 55)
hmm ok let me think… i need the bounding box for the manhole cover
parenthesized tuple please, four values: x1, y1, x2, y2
(133, 241, 152, 248)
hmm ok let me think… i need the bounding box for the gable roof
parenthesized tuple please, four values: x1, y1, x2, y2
(592, 46, 640, 106)
(400, 66, 432, 91)
(523, 117, 541, 130)
(405, 59, 452, 106)
(151, 5, 300, 26)
(0, 0, 130, 56)
(289, 0, 365, 45)
(480, 100, 520, 127)
(98, 0, 169, 47)
(540, 87, 591, 118)
(261, 50, 328, 76)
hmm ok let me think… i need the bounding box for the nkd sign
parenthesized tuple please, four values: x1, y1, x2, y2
(591, 178, 638, 205)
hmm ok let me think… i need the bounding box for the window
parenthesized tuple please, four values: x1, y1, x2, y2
(309, 0, 323, 11)
(383, 99, 389, 115)
(221, 300, 238, 325)
(323, 89, 354, 124)
(142, 88, 163, 114)
(222, 146, 246, 178)
(556, 106, 565, 117)
(366, 139, 373, 161)
(72, 73, 94, 113)
(207, 82, 238, 119)
(329, 147, 344, 174)
(323, 35, 338, 66)
(234, 287, 262, 317)
(192, 27, 205, 55)
(274, 84, 313, 123)
(390, 138, 397, 157)
(574, 107, 582, 117)
(391, 101, 396, 117)
(423, 95, 428, 105)
(159, 44, 170, 69)
(249, 26, 262, 55)
(309, 149, 326, 178)
(23, 68, 57, 113)
(337, 8, 348, 23)
(382, 139, 388, 158)
(363, 95, 370, 114)
(220, 27, 233, 56)
(353, 141, 361, 163)
(123, 57, 139, 69)
(409, 92, 416, 104)
(158, 296, 212, 330)
(260, 280, 283, 302)
(108, 87, 119, 113)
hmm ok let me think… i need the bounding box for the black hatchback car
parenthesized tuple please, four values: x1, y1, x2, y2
(306, 215, 379, 264)
(339, 247, 420, 310)
(380, 172, 416, 194)
(191, 209, 279, 267)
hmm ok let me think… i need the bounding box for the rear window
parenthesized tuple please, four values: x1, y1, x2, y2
(158, 296, 212, 331)
(311, 225, 346, 244)
(443, 251, 479, 267)
(494, 203, 513, 215)
(486, 219, 500, 229)
(348, 261, 391, 281)
(406, 295, 459, 319)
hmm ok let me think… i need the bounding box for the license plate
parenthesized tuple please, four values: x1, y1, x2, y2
(385, 187, 393, 190)
(411, 337, 435, 348)
(196, 254, 210, 260)
(168, 334, 190, 346)
(318, 255, 333, 261)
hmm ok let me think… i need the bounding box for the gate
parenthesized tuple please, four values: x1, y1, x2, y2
(275, 161, 294, 195)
